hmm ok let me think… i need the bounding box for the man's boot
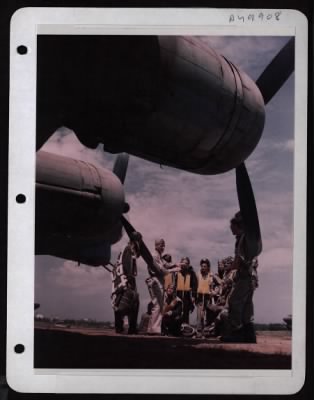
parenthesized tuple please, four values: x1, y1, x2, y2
(242, 322, 257, 343)
(220, 329, 246, 343)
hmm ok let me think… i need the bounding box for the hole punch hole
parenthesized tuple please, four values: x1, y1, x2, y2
(16, 194, 26, 204)
(14, 344, 25, 354)
(17, 45, 28, 55)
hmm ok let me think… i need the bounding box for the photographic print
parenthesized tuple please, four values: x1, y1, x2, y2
(34, 34, 294, 370)
(7, 8, 307, 394)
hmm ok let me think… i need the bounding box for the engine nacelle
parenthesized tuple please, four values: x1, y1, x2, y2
(36, 151, 125, 265)
(154, 36, 265, 174)
(37, 35, 265, 175)
(117, 36, 265, 174)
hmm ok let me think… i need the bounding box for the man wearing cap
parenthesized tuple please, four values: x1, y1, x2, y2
(146, 238, 181, 335)
(111, 233, 141, 334)
(161, 284, 183, 336)
(220, 212, 258, 343)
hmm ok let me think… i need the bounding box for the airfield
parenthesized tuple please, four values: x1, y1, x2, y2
(34, 322, 291, 369)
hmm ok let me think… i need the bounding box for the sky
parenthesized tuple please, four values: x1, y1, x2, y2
(35, 36, 294, 324)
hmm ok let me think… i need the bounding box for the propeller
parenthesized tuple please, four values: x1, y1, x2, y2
(112, 153, 131, 213)
(121, 215, 154, 267)
(235, 163, 262, 258)
(256, 37, 294, 105)
(112, 152, 129, 184)
(112, 153, 155, 266)
(235, 38, 295, 258)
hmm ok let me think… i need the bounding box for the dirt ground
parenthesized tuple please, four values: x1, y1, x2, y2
(34, 325, 291, 369)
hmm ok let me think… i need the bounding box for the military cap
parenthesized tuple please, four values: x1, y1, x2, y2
(155, 238, 165, 246)
(130, 231, 142, 242)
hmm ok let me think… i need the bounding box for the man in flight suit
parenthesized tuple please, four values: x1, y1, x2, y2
(195, 258, 214, 338)
(111, 232, 141, 334)
(221, 212, 258, 343)
(175, 257, 198, 324)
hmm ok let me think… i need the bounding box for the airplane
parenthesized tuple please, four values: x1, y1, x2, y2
(35, 35, 294, 267)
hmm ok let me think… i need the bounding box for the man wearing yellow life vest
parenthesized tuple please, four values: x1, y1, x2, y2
(175, 257, 197, 324)
(162, 253, 177, 290)
(195, 258, 214, 337)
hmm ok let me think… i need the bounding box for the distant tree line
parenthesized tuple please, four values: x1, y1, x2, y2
(35, 315, 113, 328)
(254, 323, 289, 331)
(35, 316, 290, 331)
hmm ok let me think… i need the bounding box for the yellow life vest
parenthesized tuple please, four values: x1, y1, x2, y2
(164, 272, 173, 289)
(197, 272, 212, 294)
(176, 272, 191, 291)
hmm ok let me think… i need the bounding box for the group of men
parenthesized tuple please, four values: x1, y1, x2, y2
(110, 211, 259, 343)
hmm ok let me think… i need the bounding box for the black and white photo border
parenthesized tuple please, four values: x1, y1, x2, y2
(7, 7, 307, 394)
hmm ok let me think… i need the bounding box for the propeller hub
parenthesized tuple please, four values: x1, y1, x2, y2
(123, 202, 130, 213)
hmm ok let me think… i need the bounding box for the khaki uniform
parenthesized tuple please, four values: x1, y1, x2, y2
(146, 252, 180, 334)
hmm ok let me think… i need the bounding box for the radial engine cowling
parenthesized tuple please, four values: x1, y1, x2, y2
(35, 151, 125, 265)
(138, 36, 266, 174)
(37, 36, 265, 175)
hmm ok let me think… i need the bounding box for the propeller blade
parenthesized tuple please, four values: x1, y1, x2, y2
(113, 153, 129, 184)
(121, 215, 154, 266)
(255, 37, 294, 105)
(236, 163, 262, 259)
